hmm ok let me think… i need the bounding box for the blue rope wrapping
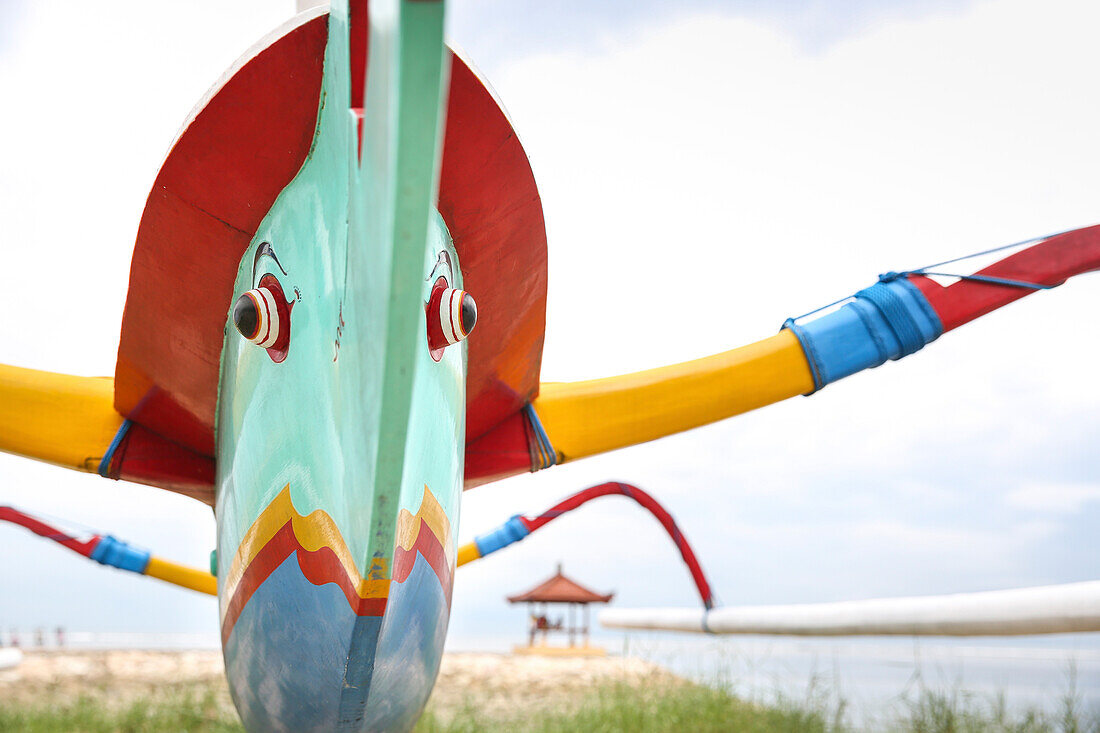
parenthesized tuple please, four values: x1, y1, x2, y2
(882, 228, 1072, 291)
(473, 515, 530, 558)
(903, 228, 1072, 272)
(96, 419, 133, 478)
(854, 279, 927, 358)
(884, 270, 1052, 291)
(783, 276, 941, 391)
(787, 229, 1066, 325)
(523, 403, 558, 470)
(527, 406, 550, 469)
(521, 404, 544, 468)
(782, 230, 1069, 391)
(89, 535, 151, 573)
(781, 318, 824, 391)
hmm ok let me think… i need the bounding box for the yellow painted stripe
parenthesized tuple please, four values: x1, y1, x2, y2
(224, 484, 452, 607)
(395, 486, 453, 565)
(0, 364, 123, 473)
(222, 485, 387, 603)
(534, 330, 814, 463)
(145, 556, 217, 596)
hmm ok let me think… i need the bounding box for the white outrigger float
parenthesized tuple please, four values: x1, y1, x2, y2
(601, 581, 1100, 637)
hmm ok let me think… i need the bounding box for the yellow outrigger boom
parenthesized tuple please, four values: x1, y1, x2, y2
(533, 330, 814, 463)
(0, 363, 123, 474)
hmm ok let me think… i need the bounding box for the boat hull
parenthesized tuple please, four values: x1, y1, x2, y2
(214, 3, 463, 730)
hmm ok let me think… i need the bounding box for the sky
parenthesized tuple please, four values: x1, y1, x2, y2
(1, 0, 1099, 655)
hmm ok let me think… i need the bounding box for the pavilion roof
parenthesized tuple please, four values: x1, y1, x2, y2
(506, 564, 614, 604)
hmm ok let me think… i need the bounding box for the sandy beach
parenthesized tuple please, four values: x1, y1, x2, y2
(0, 649, 680, 724)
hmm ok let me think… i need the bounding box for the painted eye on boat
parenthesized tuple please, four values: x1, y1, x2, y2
(426, 282, 477, 357)
(232, 273, 293, 363)
(233, 288, 282, 348)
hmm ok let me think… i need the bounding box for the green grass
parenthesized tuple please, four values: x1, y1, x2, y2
(416, 681, 1100, 733)
(895, 688, 1100, 733)
(415, 680, 833, 733)
(0, 687, 244, 733)
(887, 662, 1099, 733)
(2, 679, 1096, 732)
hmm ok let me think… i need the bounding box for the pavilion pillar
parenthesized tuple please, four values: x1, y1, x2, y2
(527, 602, 535, 647)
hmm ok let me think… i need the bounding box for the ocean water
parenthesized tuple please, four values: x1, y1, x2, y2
(446, 631, 1100, 727)
(620, 633, 1100, 728)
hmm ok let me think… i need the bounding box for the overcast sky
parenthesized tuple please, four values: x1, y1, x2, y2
(1, 0, 1099, 651)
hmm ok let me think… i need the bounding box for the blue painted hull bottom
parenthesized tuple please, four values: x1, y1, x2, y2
(226, 554, 449, 731)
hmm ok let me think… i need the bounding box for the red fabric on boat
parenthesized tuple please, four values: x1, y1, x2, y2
(0, 506, 99, 557)
(463, 410, 538, 488)
(106, 423, 217, 505)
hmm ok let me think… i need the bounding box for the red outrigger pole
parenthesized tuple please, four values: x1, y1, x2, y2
(0, 505, 215, 594)
(0, 506, 100, 557)
(457, 482, 716, 609)
(908, 225, 1100, 331)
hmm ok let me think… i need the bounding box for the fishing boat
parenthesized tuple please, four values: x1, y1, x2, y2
(2, 1, 1100, 731)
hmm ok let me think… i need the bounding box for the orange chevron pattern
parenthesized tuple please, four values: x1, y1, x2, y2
(221, 484, 455, 643)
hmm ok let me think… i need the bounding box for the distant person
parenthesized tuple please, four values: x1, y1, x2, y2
(55, 626, 65, 648)
(34, 628, 44, 647)
(8, 629, 18, 648)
